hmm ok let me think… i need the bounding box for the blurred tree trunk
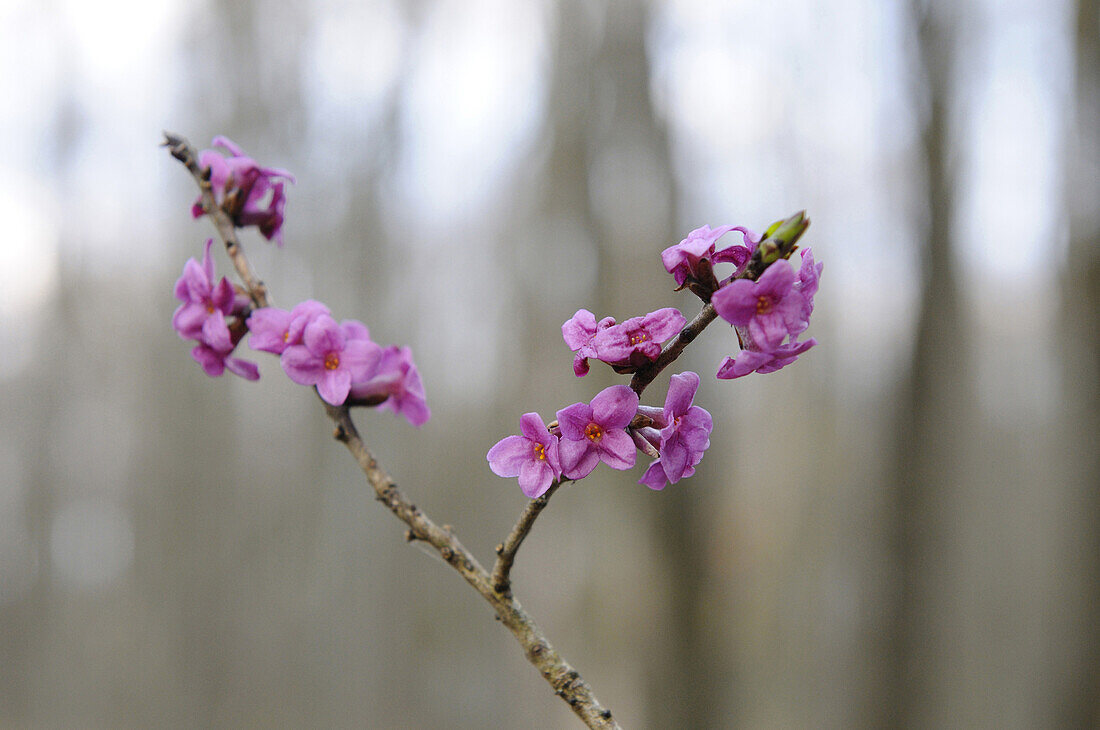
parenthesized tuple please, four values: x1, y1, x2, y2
(1060, 0, 1100, 726)
(524, 2, 721, 725)
(877, 1, 967, 726)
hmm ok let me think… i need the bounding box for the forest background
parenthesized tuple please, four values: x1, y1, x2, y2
(1, 0, 1097, 727)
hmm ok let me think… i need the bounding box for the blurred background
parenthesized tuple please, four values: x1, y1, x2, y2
(1, 0, 1097, 726)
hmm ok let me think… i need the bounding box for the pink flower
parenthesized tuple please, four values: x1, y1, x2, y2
(562, 308, 686, 376)
(192, 136, 295, 246)
(556, 385, 639, 480)
(281, 315, 382, 405)
(661, 225, 758, 291)
(247, 300, 331, 354)
(638, 372, 712, 490)
(487, 413, 562, 498)
(711, 259, 805, 352)
(172, 238, 239, 342)
(349, 346, 431, 427)
(562, 309, 616, 376)
(592, 308, 686, 370)
(191, 316, 260, 381)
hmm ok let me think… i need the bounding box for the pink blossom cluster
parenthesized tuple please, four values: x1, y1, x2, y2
(191, 136, 295, 246)
(171, 139, 429, 426)
(488, 218, 822, 497)
(487, 379, 712, 496)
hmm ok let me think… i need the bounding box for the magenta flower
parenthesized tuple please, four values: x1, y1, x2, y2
(711, 260, 804, 352)
(638, 372, 713, 490)
(562, 309, 616, 376)
(172, 238, 239, 341)
(661, 225, 759, 290)
(191, 316, 260, 381)
(247, 299, 331, 354)
(191, 136, 295, 246)
(487, 413, 562, 498)
(556, 384, 640, 480)
(716, 337, 816, 379)
(593, 308, 686, 369)
(281, 315, 382, 405)
(349, 345, 431, 427)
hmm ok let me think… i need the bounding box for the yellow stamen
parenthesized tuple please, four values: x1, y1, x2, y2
(533, 443, 547, 461)
(756, 296, 771, 315)
(584, 423, 603, 443)
(324, 353, 340, 370)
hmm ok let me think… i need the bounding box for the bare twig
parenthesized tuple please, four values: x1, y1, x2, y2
(491, 482, 562, 596)
(166, 133, 619, 730)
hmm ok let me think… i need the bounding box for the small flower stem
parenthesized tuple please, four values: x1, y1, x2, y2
(491, 482, 562, 596)
(166, 133, 619, 730)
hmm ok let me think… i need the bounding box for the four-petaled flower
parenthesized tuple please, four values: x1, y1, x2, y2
(487, 413, 563, 498)
(638, 371, 713, 490)
(556, 385, 639, 480)
(711, 258, 805, 352)
(281, 315, 382, 405)
(592, 308, 687, 370)
(192, 136, 295, 246)
(661, 224, 759, 292)
(172, 238, 240, 342)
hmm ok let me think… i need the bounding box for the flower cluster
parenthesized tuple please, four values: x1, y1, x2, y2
(487, 378, 712, 495)
(191, 136, 295, 246)
(246, 302, 430, 424)
(712, 247, 821, 378)
(171, 140, 429, 426)
(172, 238, 258, 380)
(489, 214, 821, 497)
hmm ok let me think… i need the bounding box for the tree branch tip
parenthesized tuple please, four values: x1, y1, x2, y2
(494, 543, 505, 555)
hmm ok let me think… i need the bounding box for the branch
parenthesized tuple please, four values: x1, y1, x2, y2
(165, 133, 619, 729)
(492, 481, 562, 596)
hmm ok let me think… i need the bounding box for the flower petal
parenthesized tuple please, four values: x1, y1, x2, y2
(597, 428, 636, 470)
(590, 385, 639, 429)
(559, 439, 599, 480)
(488, 435, 530, 477)
(556, 402, 593, 440)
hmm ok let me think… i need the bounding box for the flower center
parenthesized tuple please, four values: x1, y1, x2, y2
(324, 352, 340, 370)
(282, 330, 290, 343)
(205, 300, 216, 314)
(629, 332, 649, 345)
(756, 295, 772, 315)
(584, 423, 603, 443)
(532, 443, 547, 461)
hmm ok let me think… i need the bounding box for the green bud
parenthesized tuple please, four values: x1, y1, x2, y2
(760, 211, 809, 263)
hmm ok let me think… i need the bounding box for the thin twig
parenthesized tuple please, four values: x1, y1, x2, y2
(491, 482, 561, 596)
(166, 133, 619, 730)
